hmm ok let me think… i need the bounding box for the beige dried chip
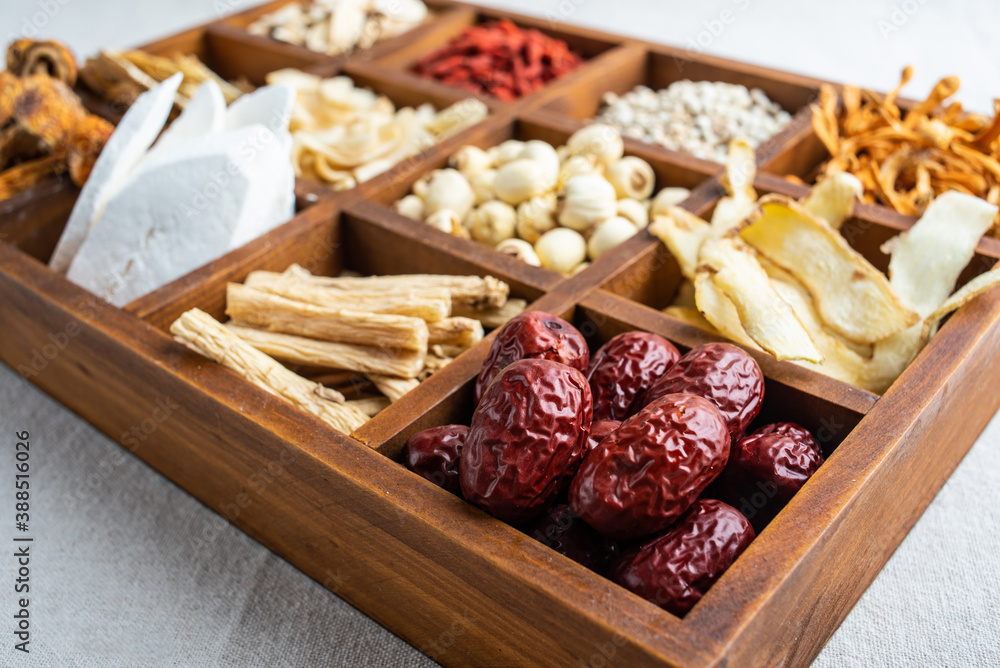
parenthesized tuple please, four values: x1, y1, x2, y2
(698, 236, 821, 362)
(740, 195, 919, 344)
(801, 172, 863, 229)
(883, 191, 998, 317)
(711, 139, 757, 235)
(923, 264, 1000, 338)
(649, 206, 712, 280)
(693, 271, 762, 352)
(663, 305, 718, 333)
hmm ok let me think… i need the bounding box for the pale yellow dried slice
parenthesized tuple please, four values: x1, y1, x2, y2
(882, 191, 998, 317)
(663, 305, 719, 334)
(699, 237, 822, 362)
(693, 271, 762, 352)
(800, 172, 863, 229)
(711, 139, 758, 235)
(740, 195, 919, 344)
(649, 207, 712, 280)
(170, 309, 368, 433)
(769, 279, 872, 386)
(923, 264, 1000, 338)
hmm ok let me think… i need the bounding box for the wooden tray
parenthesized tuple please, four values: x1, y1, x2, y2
(3, 3, 1000, 666)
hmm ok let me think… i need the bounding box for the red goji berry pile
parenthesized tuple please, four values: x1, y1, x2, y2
(412, 19, 583, 101)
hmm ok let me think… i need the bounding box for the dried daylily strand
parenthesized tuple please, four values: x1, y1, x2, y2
(812, 67, 1000, 234)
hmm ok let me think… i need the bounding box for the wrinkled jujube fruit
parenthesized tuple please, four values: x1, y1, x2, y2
(587, 331, 680, 421)
(473, 311, 589, 403)
(462, 358, 593, 523)
(610, 499, 754, 616)
(643, 342, 764, 443)
(753, 422, 819, 451)
(522, 504, 618, 574)
(403, 424, 469, 496)
(587, 419, 621, 451)
(570, 393, 730, 541)
(716, 422, 824, 530)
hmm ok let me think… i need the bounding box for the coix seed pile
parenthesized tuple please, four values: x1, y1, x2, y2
(595, 81, 792, 163)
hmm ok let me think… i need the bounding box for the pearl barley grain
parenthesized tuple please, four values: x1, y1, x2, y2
(596, 81, 792, 163)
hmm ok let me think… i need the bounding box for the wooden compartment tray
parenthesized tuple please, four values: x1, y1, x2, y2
(3, 3, 1000, 666)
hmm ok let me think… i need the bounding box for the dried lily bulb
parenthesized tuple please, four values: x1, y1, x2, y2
(248, 0, 429, 56)
(268, 70, 486, 190)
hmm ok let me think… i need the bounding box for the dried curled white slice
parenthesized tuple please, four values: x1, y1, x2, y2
(648, 206, 712, 280)
(923, 265, 1000, 338)
(226, 283, 429, 352)
(662, 305, 719, 335)
(226, 324, 425, 378)
(883, 191, 999, 317)
(801, 172, 863, 229)
(693, 272, 762, 353)
(769, 278, 872, 386)
(711, 139, 757, 236)
(698, 236, 822, 362)
(740, 195, 919, 344)
(170, 309, 369, 433)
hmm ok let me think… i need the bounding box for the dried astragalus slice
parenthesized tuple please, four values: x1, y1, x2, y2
(282, 265, 509, 310)
(170, 308, 369, 433)
(226, 324, 425, 378)
(226, 284, 429, 352)
(243, 269, 451, 322)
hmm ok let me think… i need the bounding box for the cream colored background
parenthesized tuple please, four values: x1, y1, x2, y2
(1, 1, 999, 665)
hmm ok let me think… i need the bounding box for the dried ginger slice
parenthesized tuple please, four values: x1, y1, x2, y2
(739, 195, 919, 344)
(698, 236, 821, 362)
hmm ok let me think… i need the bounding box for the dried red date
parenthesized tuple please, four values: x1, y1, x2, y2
(587, 331, 680, 421)
(717, 422, 823, 530)
(403, 425, 469, 496)
(587, 419, 620, 451)
(474, 311, 589, 404)
(643, 343, 763, 443)
(522, 504, 617, 574)
(570, 393, 730, 541)
(753, 422, 819, 452)
(461, 359, 593, 523)
(610, 499, 754, 616)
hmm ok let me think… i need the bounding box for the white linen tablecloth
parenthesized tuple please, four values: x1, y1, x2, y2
(2, 1, 999, 665)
